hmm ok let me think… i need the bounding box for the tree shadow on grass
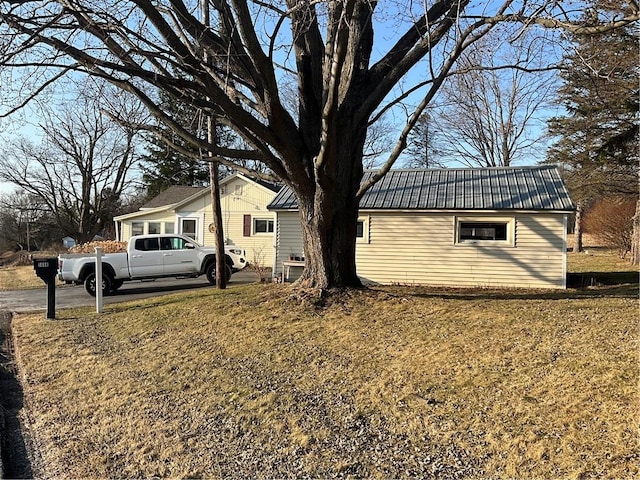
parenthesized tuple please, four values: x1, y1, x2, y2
(567, 271, 639, 288)
(388, 272, 638, 302)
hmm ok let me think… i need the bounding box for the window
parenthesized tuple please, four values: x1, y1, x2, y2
(254, 218, 274, 234)
(455, 217, 514, 246)
(135, 237, 159, 251)
(356, 216, 370, 243)
(148, 222, 161, 234)
(460, 222, 507, 241)
(181, 219, 197, 240)
(164, 222, 175, 234)
(161, 236, 191, 250)
(131, 222, 144, 236)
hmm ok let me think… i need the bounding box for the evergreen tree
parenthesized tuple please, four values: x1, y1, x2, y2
(547, 0, 639, 254)
(140, 91, 211, 199)
(404, 112, 446, 168)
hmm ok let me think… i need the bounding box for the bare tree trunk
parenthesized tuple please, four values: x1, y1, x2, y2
(296, 192, 361, 289)
(209, 160, 226, 289)
(201, 0, 225, 289)
(631, 198, 640, 265)
(574, 201, 584, 253)
(293, 135, 364, 289)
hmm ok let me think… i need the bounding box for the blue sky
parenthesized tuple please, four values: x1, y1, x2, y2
(0, 1, 569, 195)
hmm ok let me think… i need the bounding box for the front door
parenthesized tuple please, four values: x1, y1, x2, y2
(180, 218, 198, 241)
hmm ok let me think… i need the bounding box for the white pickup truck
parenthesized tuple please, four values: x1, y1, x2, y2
(58, 234, 248, 296)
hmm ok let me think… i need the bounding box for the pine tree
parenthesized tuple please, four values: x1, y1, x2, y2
(547, 0, 639, 255)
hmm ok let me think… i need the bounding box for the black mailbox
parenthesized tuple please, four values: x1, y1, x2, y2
(33, 258, 58, 319)
(34, 258, 58, 282)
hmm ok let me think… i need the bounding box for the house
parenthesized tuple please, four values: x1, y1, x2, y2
(114, 173, 281, 267)
(62, 236, 76, 249)
(268, 165, 575, 289)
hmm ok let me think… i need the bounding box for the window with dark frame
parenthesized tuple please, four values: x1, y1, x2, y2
(356, 220, 364, 238)
(181, 219, 197, 240)
(254, 218, 274, 234)
(148, 222, 161, 234)
(459, 222, 508, 241)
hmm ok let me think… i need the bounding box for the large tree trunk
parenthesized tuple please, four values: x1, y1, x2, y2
(296, 188, 361, 289)
(294, 128, 365, 289)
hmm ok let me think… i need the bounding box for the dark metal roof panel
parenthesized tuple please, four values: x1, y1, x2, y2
(268, 185, 298, 210)
(267, 165, 575, 211)
(141, 186, 208, 209)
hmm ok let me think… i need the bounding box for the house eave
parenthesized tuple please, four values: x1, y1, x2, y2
(114, 204, 177, 221)
(269, 208, 575, 215)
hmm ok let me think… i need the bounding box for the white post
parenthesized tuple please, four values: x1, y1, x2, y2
(95, 246, 103, 313)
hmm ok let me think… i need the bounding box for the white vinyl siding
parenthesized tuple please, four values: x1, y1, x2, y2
(274, 213, 306, 281)
(274, 211, 567, 289)
(198, 176, 276, 267)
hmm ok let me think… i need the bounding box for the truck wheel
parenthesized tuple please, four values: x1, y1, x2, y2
(84, 272, 112, 297)
(110, 279, 124, 292)
(225, 265, 232, 283)
(205, 262, 232, 285)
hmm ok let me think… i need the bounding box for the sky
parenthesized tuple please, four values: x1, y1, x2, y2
(0, 113, 39, 195)
(0, 1, 568, 198)
(0, 182, 12, 194)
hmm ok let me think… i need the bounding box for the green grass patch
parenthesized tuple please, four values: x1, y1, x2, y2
(13, 271, 639, 478)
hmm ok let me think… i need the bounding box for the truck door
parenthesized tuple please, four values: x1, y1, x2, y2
(129, 237, 163, 277)
(161, 236, 199, 275)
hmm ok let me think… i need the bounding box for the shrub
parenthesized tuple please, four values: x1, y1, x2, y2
(583, 197, 636, 257)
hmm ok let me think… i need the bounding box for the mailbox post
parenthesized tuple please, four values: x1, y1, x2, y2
(33, 258, 58, 319)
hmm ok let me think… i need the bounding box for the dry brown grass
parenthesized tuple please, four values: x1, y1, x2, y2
(568, 248, 638, 273)
(12, 251, 639, 479)
(0, 266, 65, 291)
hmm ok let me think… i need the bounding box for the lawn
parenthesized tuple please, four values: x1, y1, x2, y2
(9, 250, 640, 478)
(0, 265, 65, 291)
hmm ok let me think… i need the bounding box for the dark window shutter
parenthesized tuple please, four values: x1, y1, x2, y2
(243, 215, 251, 236)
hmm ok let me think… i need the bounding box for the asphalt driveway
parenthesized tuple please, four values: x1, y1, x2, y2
(0, 270, 260, 314)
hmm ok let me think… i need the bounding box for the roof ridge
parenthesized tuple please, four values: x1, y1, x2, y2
(363, 165, 554, 174)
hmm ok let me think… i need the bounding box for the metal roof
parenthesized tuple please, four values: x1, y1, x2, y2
(267, 165, 575, 211)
